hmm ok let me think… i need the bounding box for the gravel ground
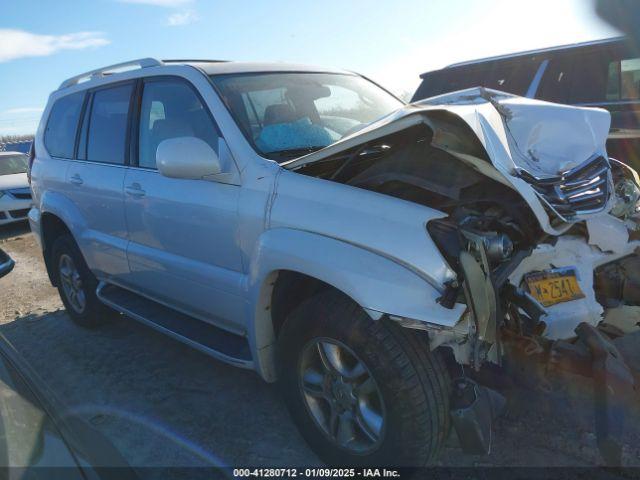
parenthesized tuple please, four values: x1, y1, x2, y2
(1, 221, 639, 474)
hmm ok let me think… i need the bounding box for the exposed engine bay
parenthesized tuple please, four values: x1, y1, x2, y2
(285, 88, 640, 464)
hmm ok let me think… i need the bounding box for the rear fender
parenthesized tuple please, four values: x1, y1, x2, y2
(39, 190, 89, 259)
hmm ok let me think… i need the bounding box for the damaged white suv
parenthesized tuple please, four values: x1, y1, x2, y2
(30, 59, 640, 467)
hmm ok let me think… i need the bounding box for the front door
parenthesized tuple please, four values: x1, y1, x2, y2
(122, 77, 245, 333)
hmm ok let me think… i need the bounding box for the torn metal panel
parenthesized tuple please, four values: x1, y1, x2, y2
(508, 236, 637, 339)
(587, 215, 630, 253)
(603, 305, 640, 333)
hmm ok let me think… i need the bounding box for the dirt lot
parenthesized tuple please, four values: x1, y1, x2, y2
(1, 221, 640, 474)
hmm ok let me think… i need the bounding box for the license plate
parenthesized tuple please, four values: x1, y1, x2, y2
(525, 268, 585, 307)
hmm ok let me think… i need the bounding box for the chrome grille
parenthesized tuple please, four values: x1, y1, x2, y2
(523, 155, 611, 221)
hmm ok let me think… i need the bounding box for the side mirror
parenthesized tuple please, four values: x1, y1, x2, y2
(157, 137, 222, 180)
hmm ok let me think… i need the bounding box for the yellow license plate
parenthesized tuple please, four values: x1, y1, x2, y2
(525, 269, 585, 307)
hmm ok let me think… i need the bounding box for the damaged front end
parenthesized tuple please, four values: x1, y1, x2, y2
(284, 87, 640, 463)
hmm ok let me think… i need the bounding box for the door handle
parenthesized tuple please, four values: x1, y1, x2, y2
(69, 173, 83, 185)
(125, 183, 146, 198)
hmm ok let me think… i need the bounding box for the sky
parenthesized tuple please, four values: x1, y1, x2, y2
(0, 0, 620, 136)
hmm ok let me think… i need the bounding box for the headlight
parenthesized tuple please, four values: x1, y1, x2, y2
(611, 178, 640, 218)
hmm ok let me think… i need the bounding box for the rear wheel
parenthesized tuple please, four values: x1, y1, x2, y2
(277, 289, 451, 467)
(51, 234, 113, 327)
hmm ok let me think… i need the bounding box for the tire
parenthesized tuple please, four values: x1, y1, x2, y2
(51, 234, 112, 328)
(276, 289, 451, 467)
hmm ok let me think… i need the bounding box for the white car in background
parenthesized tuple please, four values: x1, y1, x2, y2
(0, 151, 32, 225)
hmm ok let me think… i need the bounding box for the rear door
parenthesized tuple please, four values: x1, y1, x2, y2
(66, 82, 133, 280)
(122, 76, 245, 333)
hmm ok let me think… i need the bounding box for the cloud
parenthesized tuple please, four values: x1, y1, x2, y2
(118, 0, 192, 7)
(167, 9, 198, 26)
(2, 107, 44, 115)
(0, 107, 45, 136)
(0, 29, 109, 63)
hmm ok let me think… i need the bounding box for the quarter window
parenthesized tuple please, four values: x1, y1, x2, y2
(606, 57, 640, 100)
(568, 49, 640, 103)
(138, 79, 219, 169)
(44, 92, 84, 159)
(85, 84, 133, 164)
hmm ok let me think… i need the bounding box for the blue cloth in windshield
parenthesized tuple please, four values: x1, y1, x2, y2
(256, 117, 339, 153)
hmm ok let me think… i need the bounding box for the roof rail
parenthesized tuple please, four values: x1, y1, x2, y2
(442, 36, 625, 71)
(58, 58, 163, 89)
(162, 59, 229, 64)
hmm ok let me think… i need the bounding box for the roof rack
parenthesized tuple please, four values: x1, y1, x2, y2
(162, 59, 229, 64)
(58, 58, 162, 89)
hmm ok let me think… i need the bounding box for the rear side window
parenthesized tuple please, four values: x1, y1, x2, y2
(412, 71, 446, 100)
(138, 78, 218, 169)
(412, 65, 490, 101)
(485, 57, 540, 96)
(569, 51, 611, 103)
(44, 92, 84, 158)
(443, 65, 490, 93)
(537, 55, 573, 103)
(84, 83, 133, 164)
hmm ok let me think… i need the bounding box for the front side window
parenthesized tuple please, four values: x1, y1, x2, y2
(0, 154, 28, 175)
(138, 79, 219, 169)
(210, 72, 403, 161)
(44, 92, 84, 159)
(85, 83, 133, 164)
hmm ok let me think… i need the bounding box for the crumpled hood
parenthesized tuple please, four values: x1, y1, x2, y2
(284, 87, 612, 234)
(486, 93, 611, 178)
(285, 87, 610, 178)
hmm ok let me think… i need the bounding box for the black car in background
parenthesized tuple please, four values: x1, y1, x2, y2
(412, 36, 640, 170)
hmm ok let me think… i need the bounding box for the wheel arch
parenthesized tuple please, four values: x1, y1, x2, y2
(247, 228, 466, 382)
(38, 191, 89, 285)
(40, 212, 74, 286)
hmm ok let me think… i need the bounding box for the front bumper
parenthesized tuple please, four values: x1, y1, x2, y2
(0, 195, 32, 225)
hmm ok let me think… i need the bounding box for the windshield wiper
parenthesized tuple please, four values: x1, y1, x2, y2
(267, 146, 326, 159)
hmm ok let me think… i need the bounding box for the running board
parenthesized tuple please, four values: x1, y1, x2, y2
(96, 282, 253, 368)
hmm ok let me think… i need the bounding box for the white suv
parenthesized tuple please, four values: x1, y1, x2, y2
(29, 58, 640, 466)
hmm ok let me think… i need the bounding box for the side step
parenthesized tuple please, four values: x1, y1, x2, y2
(97, 282, 253, 368)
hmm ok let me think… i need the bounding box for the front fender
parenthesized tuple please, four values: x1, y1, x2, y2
(249, 227, 466, 344)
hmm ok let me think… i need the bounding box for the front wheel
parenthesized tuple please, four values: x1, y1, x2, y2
(277, 290, 451, 467)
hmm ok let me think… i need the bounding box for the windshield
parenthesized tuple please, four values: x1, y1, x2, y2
(209, 72, 403, 161)
(0, 154, 28, 176)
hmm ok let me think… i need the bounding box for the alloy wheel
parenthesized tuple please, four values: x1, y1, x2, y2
(58, 253, 86, 314)
(298, 338, 386, 454)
